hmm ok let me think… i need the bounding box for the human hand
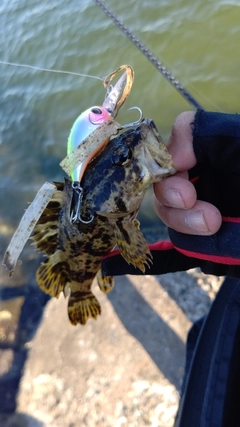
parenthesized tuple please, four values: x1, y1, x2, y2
(101, 109, 240, 279)
(153, 112, 222, 235)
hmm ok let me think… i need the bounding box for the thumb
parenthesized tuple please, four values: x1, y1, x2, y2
(168, 111, 197, 171)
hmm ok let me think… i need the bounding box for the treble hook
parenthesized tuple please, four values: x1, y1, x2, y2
(71, 182, 94, 224)
(121, 106, 143, 129)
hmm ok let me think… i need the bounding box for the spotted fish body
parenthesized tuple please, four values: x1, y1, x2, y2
(32, 118, 175, 325)
(33, 180, 116, 325)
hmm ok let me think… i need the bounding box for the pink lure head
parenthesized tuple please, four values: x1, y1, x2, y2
(88, 106, 111, 124)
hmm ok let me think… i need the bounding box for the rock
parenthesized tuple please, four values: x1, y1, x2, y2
(0, 270, 222, 426)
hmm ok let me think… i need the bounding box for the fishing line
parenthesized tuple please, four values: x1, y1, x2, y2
(92, 0, 204, 110)
(186, 81, 220, 112)
(0, 60, 104, 82)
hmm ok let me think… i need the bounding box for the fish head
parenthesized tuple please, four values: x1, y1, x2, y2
(81, 118, 176, 218)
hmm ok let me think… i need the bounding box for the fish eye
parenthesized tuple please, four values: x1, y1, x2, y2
(112, 145, 133, 166)
(91, 107, 102, 114)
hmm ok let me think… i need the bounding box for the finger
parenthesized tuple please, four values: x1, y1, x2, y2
(168, 111, 197, 171)
(153, 198, 222, 235)
(154, 174, 197, 209)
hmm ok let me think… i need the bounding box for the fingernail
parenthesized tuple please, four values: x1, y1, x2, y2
(186, 210, 209, 232)
(165, 188, 185, 208)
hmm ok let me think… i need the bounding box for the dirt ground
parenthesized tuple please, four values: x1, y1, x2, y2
(0, 267, 223, 427)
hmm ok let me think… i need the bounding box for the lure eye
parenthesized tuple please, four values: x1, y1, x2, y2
(89, 106, 111, 125)
(91, 107, 102, 114)
(112, 145, 133, 166)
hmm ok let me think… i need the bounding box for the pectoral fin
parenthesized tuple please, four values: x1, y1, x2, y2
(36, 255, 67, 298)
(114, 219, 152, 273)
(97, 269, 115, 293)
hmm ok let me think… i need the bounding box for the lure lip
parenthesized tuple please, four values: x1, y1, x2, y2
(102, 65, 134, 118)
(102, 71, 127, 117)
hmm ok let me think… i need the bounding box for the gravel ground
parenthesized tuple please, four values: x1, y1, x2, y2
(0, 268, 223, 427)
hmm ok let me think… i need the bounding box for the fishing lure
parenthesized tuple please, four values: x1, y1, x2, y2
(67, 106, 112, 183)
(67, 64, 134, 183)
(65, 65, 136, 223)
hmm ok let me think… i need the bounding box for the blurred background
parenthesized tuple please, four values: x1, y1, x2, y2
(0, 0, 239, 425)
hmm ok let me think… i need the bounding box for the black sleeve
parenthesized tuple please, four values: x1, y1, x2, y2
(169, 110, 240, 278)
(193, 110, 240, 174)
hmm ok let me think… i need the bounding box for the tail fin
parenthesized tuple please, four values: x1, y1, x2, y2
(68, 289, 101, 325)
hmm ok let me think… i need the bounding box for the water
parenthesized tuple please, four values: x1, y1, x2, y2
(1, 0, 240, 271)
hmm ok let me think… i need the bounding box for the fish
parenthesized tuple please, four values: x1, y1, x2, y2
(31, 118, 175, 325)
(3, 65, 176, 326)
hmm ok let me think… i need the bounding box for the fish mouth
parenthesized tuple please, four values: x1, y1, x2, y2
(136, 144, 176, 183)
(153, 158, 176, 179)
(147, 154, 175, 179)
(139, 122, 176, 180)
(96, 207, 139, 219)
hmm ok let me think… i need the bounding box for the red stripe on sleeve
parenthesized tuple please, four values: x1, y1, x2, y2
(222, 216, 240, 223)
(102, 241, 174, 260)
(148, 241, 175, 251)
(174, 246, 240, 265)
